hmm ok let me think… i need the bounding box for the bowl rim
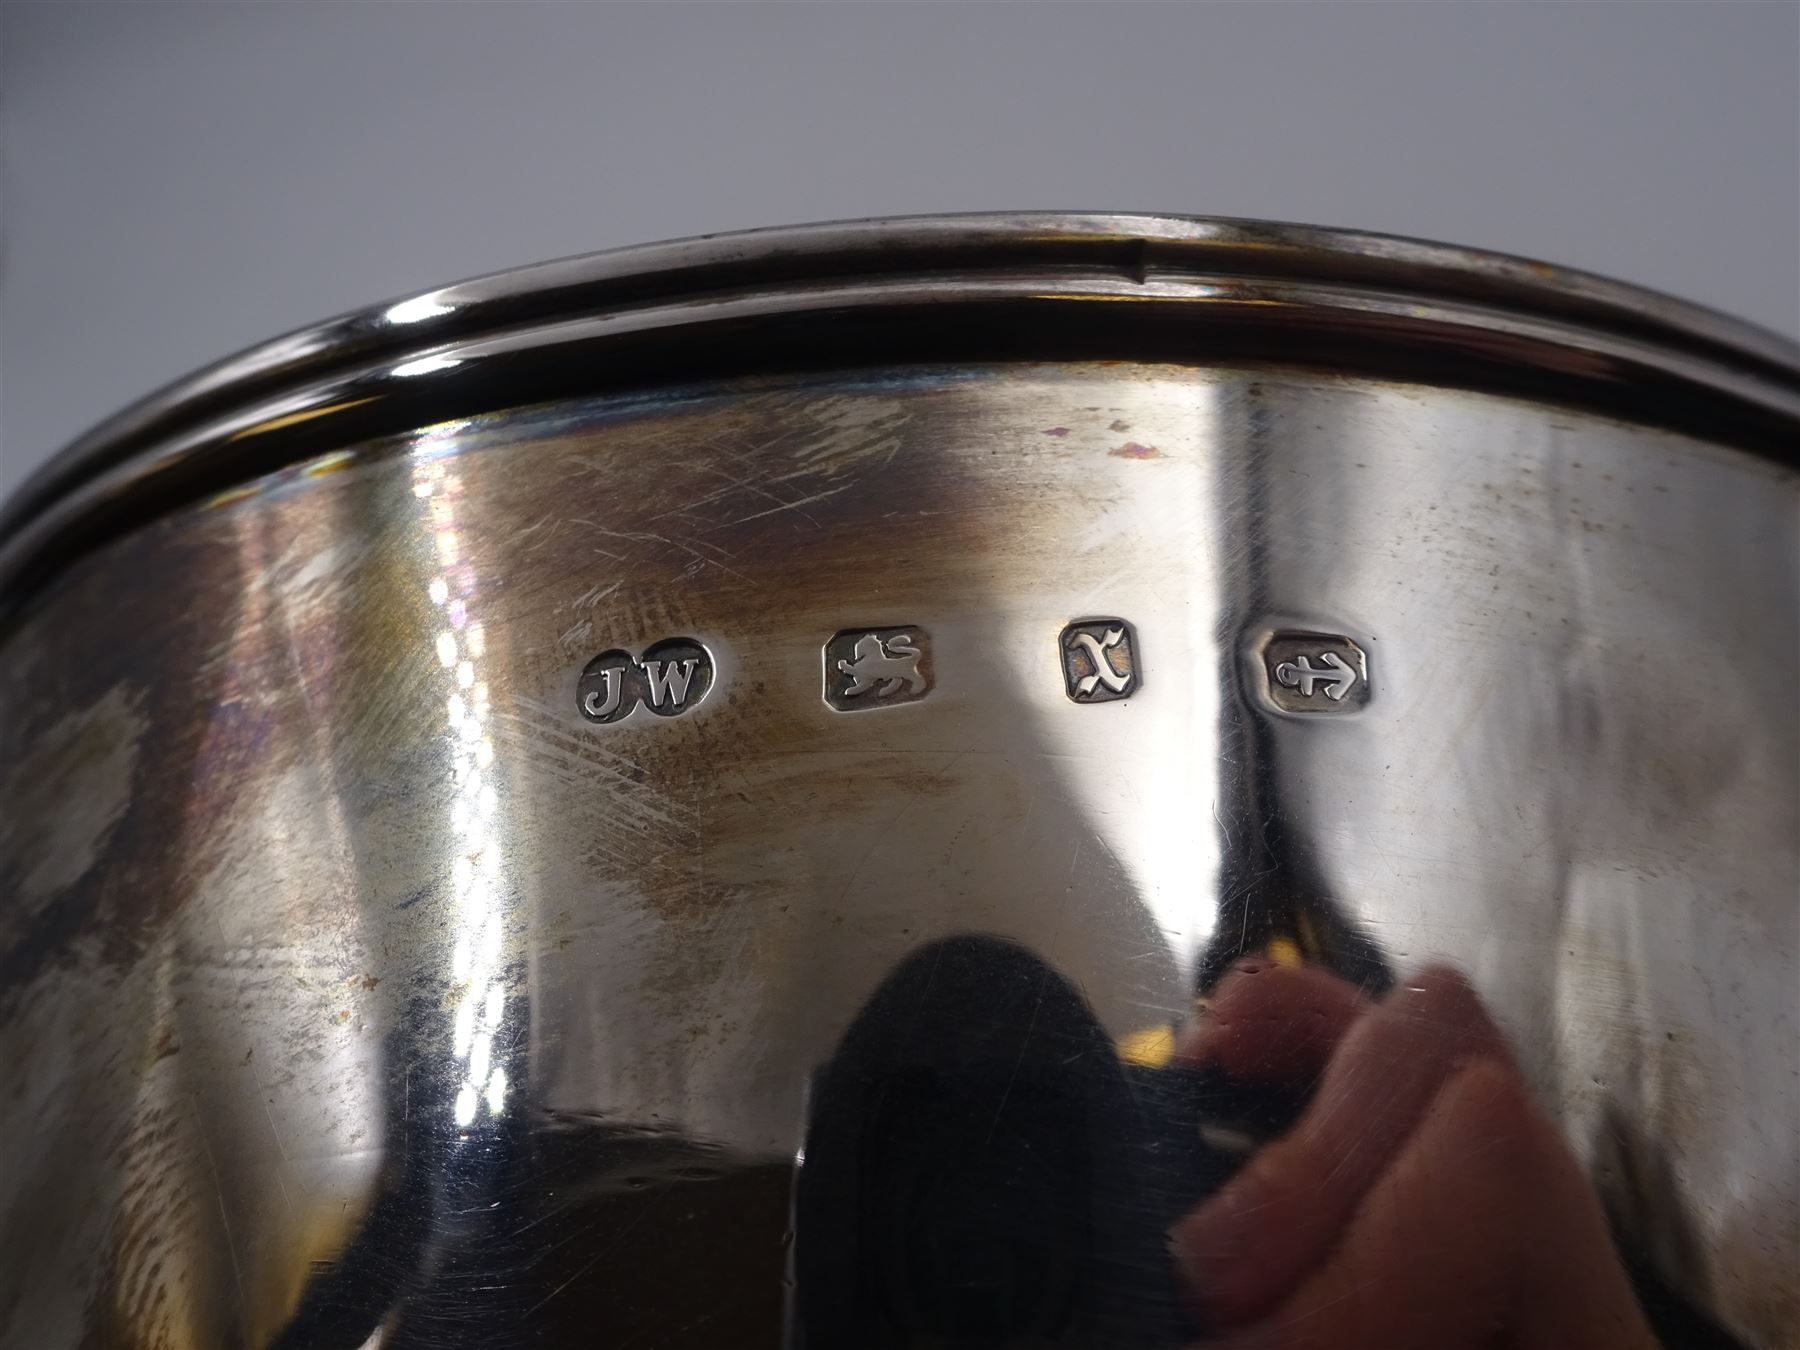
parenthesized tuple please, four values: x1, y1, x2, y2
(3, 212, 1796, 621)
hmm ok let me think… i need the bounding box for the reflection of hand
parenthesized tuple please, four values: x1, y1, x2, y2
(1169, 961, 1658, 1350)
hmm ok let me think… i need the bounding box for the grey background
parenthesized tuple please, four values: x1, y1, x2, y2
(1, 0, 1796, 500)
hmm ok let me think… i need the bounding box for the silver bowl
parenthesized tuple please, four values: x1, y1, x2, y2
(1, 215, 1794, 1348)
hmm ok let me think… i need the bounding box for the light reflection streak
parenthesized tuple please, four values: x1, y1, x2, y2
(411, 437, 511, 1133)
(392, 354, 464, 379)
(385, 293, 455, 325)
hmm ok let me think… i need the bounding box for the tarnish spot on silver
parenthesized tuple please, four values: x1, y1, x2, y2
(1, 684, 146, 904)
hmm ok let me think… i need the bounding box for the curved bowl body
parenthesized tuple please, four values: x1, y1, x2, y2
(0, 215, 1795, 1349)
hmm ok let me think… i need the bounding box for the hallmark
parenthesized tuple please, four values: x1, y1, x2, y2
(1061, 619, 1140, 704)
(578, 637, 715, 724)
(824, 628, 932, 712)
(1259, 632, 1368, 713)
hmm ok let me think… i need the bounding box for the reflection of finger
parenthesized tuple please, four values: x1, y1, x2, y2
(1196, 1061, 1655, 1350)
(1172, 966, 1514, 1326)
(1174, 961, 1368, 1081)
(1195, 1060, 1523, 1350)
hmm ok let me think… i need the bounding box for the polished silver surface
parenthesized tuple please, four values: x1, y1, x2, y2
(1, 216, 1796, 1349)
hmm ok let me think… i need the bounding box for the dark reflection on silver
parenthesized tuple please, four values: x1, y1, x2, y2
(0, 217, 1794, 1349)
